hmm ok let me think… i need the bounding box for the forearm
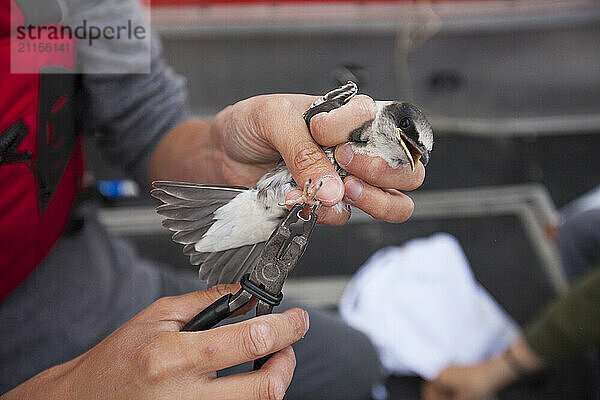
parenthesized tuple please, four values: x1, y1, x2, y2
(148, 116, 226, 185)
(1, 359, 75, 399)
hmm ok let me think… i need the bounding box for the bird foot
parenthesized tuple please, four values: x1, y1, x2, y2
(285, 178, 323, 208)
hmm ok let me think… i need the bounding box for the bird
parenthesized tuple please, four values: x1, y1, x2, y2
(151, 82, 434, 286)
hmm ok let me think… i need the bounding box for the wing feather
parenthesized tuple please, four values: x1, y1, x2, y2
(162, 216, 215, 233)
(156, 203, 224, 220)
(198, 243, 265, 286)
(153, 181, 246, 200)
(183, 243, 199, 256)
(190, 252, 209, 266)
(151, 180, 247, 259)
(152, 181, 272, 287)
(171, 225, 212, 245)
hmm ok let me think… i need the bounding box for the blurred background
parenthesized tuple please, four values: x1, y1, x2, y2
(88, 0, 600, 398)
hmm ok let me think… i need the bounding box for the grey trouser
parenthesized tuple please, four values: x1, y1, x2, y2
(0, 206, 382, 399)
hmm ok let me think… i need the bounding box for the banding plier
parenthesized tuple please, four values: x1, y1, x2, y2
(181, 203, 318, 369)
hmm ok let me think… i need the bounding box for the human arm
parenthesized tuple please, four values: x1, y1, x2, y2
(421, 339, 544, 400)
(1, 284, 309, 400)
(422, 266, 600, 400)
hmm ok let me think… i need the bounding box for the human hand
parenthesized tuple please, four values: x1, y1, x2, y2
(212, 93, 425, 225)
(2, 284, 309, 400)
(421, 339, 546, 400)
(421, 363, 505, 400)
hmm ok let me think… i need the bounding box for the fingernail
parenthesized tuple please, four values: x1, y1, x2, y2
(316, 175, 343, 203)
(303, 310, 310, 332)
(345, 179, 363, 202)
(336, 143, 354, 167)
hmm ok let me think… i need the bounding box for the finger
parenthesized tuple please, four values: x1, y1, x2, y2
(138, 284, 242, 326)
(254, 97, 343, 206)
(335, 143, 425, 190)
(206, 346, 296, 400)
(423, 382, 455, 400)
(309, 95, 377, 146)
(285, 190, 351, 226)
(421, 383, 434, 400)
(279, 93, 318, 112)
(343, 176, 414, 223)
(177, 308, 308, 373)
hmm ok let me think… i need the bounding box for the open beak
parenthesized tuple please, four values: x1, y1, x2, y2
(397, 128, 428, 172)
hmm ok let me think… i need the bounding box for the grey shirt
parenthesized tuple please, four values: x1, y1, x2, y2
(63, 0, 191, 187)
(80, 36, 191, 188)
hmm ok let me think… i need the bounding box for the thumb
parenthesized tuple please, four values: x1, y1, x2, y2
(255, 96, 343, 206)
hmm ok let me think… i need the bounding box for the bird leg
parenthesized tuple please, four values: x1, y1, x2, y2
(285, 178, 323, 208)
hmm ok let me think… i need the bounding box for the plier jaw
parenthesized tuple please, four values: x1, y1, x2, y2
(246, 203, 318, 314)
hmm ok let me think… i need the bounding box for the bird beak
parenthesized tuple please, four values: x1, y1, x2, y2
(397, 128, 428, 172)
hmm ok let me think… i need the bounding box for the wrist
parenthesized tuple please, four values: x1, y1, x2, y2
(482, 353, 520, 393)
(507, 339, 545, 374)
(148, 117, 225, 184)
(503, 346, 529, 378)
(491, 339, 545, 389)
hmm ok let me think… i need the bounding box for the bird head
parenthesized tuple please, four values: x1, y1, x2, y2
(365, 101, 434, 172)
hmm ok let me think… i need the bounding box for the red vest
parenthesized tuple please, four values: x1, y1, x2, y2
(0, 1, 83, 301)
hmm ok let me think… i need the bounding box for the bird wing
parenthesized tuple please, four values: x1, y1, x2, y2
(198, 242, 266, 286)
(151, 181, 277, 286)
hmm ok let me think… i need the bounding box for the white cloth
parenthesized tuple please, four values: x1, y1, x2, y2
(339, 233, 519, 379)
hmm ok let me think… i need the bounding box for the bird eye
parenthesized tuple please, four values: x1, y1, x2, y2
(400, 117, 411, 129)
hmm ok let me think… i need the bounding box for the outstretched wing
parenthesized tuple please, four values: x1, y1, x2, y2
(151, 181, 279, 286)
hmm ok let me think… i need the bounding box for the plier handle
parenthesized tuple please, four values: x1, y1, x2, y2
(180, 204, 318, 369)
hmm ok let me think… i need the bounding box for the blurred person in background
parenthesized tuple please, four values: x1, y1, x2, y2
(422, 209, 600, 400)
(0, 0, 427, 398)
